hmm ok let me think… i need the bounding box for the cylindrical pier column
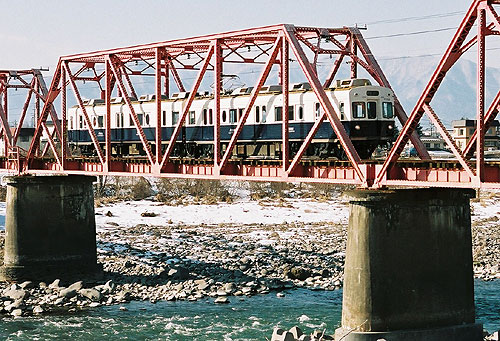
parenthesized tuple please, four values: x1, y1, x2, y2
(335, 188, 482, 341)
(0, 175, 99, 282)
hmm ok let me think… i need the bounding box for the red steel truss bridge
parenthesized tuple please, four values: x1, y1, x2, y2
(2, 0, 500, 189)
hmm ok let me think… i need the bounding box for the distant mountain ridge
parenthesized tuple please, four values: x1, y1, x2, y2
(379, 57, 500, 128)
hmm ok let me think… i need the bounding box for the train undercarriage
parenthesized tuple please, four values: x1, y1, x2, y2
(72, 139, 386, 161)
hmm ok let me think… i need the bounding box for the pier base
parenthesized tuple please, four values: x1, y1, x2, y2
(0, 175, 99, 282)
(335, 188, 482, 341)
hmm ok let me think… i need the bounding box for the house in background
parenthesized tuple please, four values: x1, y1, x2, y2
(420, 129, 447, 150)
(452, 119, 500, 151)
(0, 127, 35, 156)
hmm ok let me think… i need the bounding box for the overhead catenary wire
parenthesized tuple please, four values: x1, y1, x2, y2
(362, 11, 465, 26)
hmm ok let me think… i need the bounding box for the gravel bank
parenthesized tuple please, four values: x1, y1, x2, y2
(0, 191, 497, 318)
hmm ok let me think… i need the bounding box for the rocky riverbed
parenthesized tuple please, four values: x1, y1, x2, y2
(0, 189, 498, 320)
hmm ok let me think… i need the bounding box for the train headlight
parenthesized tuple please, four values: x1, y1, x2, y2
(388, 125, 393, 130)
(354, 125, 360, 130)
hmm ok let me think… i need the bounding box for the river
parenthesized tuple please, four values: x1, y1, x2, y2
(1, 280, 498, 340)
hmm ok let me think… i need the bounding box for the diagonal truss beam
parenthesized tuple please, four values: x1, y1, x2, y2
(65, 61, 106, 165)
(351, 28, 431, 161)
(12, 79, 34, 145)
(25, 62, 63, 169)
(218, 37, 282, 171)
(283, 25, 365, 183)
(464, 89, 500, 156)
(374, 0, 480, 187)
(166, 54, 186, 92)
(160, 44, 215, 169)
(109, 55, 155, 165)
(423, 104, 476, 179)
(0, 102, 13, 147)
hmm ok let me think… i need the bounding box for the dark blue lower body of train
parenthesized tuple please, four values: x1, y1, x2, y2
(68, 120, 394, 159)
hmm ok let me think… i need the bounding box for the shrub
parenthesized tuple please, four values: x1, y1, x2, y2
(131, 177, 153, 200)
(156, 178, 233, 204)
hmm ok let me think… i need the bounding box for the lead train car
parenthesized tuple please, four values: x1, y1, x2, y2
(67, 78, 395, 160)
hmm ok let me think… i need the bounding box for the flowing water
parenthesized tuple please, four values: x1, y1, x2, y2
(0, 280, 498, 340)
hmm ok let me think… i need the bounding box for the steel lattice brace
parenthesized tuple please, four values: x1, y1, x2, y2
(1, 1, 500, 189)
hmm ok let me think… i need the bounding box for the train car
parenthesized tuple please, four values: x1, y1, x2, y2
(67, 78, 395, 160)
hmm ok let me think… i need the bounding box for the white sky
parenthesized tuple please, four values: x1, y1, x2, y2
(0, 0, 487, 70)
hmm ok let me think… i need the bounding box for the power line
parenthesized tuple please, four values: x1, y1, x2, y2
(363, 11, 465, 26)
(366, 26, 458, 40)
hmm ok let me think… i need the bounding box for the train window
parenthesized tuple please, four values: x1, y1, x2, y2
(352, 102, 366, 118)
(222, 110, 227, 123)
(203, 109, 207, 125)
(137, 113, 144, 125)
(340, 103, 345, 120)
(262, 106, 267, 123)
(315, 103, 321, 119)
(162, 111, 167, 126)
(209, 109, 213, 125)
(229, 109, 237, 123)
(145, 114, 150, 125)
(172, 111, 179, 125)
(98, 116, 104, 128)
(70, 117, 74, 130)
(288, 106, 294, 121)
(382, 102, 394, 118)
(367, 90, 379, 96)
(120, 113, 124, 127)
(367, 102, 377, 119)
(238, 108, 244, 121)
(115, 114, 120, 127)
(93, 116, 97, 127)
(189, 111, 196, 125)
(275, 106, 283, 122)
(255, 106, 260, 123)
(298, 106, 304, 120)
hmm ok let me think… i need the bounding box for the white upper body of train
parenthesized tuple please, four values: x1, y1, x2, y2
(67, 78, 395, 135)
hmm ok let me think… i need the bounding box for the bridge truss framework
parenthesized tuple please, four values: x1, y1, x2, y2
(2, 0, 500, 189)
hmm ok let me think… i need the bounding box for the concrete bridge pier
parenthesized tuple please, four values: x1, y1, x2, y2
(0, 175, 100, 282)
(335, 188, 483, 341)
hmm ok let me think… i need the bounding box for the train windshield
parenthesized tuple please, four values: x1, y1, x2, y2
(367, 102, 377, 119)
(382, 102, 394, 118)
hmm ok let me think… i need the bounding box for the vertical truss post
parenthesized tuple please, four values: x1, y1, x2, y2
(477, 5, 486, 181)
(281, 38, 290, 171)
(155, 48, 163, 165)
(163, 55, 170, 98)
(350, 37, 358, 79)
(35, 78, 40, 157)
(61, 68, 67, 170)
(3, 84, 8, 155)
(105, 59, 112, 172)
(214, 39, 222, 170)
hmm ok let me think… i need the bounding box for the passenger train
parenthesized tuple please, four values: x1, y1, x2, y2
(67, 78, 395, 160)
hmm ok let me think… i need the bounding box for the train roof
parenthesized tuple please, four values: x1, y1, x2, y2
(71, 79, 387, 108)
